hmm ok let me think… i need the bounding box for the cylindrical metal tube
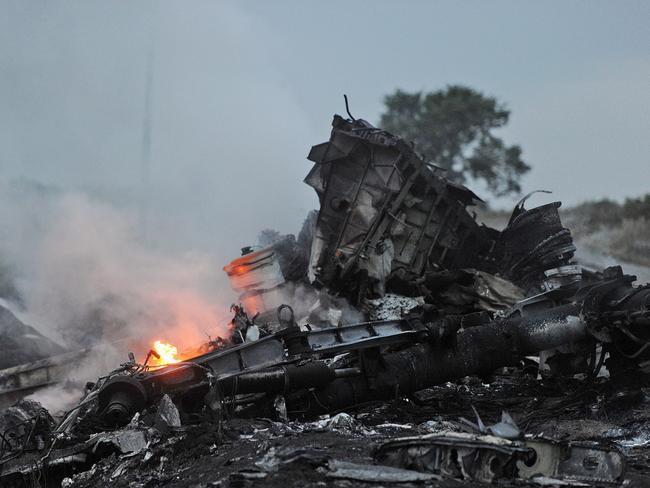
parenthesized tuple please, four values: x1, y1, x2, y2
(218, 361, 335, 395)
(289, 307, 588, 416)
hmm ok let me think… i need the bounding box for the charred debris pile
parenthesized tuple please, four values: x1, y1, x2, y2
(2, 114, 650, 487)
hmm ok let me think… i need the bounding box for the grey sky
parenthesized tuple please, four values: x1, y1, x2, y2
(1, 0, 648, 258)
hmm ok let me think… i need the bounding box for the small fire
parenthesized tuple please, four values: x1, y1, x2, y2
(151, 340, 180, 366)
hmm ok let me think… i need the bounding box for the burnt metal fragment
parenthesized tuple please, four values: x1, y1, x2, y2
(87, 267, 650, 429)
(302, 114, 583, 307)
(305, 115, 492, 302)
(0, 399, 53, 460)
(499, 201, 578, 294)
(374, 432, 625, 484)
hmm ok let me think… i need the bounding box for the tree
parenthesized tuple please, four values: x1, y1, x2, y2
(380, 86, 530, 197)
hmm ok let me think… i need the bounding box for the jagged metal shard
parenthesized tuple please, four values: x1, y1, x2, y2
(304, 115, 577, 303)
(305, 115, 491, 301)
(374, 432, 626, 484)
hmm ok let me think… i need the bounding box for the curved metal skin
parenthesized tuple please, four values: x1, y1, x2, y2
(218, 362, 335, 396)
(97, 363, 208, 426)
(97, 376, 148, 427)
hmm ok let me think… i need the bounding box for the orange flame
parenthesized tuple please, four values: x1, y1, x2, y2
(151, 340, 180, 366)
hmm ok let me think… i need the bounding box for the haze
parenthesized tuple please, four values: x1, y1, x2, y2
(1, 0, 648, 258)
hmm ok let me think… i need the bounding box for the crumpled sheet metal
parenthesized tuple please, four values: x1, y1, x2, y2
(300, 114, 585, 308)
(500, 201, 577, 293)
(252, 443, 440, 483)
(89, 429, 149, 456)
(374, 432, 626, 485)
(0, 399, 53, 455)
(326, 459, 440, 483)
(365, 294, 424, 321)
(304, 412, 377, 436)
(473, 270, 527, 311)
(305, 115, 491, 299)
(255, 445, 329, 472)
(518, 439, 626, 485)
(433, 269, 526, 312)
(155, 394, 181, 428)
(375, 431, 529, 483)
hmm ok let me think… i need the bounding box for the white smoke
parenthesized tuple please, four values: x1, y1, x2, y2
(278, 281, 365, 328)
(0, 183, 237, 412)
(1, 182, 235, 359)
(26, 343, 124, 415)
(0, 1, 323, 412)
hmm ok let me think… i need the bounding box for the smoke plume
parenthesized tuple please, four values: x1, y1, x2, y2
(0, 181, 235, 364)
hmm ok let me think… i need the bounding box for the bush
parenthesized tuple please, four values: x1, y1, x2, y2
(622, 194, 650, 221)
(606, 218, 650, 266)
(563, 199, 622, 236)
(563, 194, 650, 266)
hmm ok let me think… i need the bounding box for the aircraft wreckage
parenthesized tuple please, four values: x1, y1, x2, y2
(1, 113, 650, 487)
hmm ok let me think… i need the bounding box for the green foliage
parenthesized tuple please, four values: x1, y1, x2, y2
(563, 194, 650, 267)
(566, 198, 623, 233)
(380, 86, 530, 197)
(565, 195, 650, 234)
(622, 194, 650, 221)
(607, 218, 650, 267)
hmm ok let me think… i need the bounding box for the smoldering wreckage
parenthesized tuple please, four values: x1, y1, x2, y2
(2, 112, 650, 488)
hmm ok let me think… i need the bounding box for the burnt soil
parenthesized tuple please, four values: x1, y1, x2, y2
(50, 368, 650, 488)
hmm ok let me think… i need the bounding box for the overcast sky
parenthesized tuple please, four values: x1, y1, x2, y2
(1, 0, 648, 258)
